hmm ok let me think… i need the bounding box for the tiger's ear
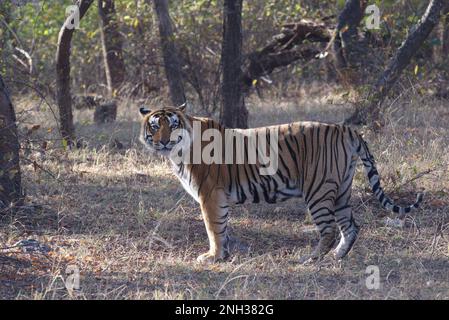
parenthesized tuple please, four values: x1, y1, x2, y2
(139, 106, 151, 117)
(177, 102, 187, 113)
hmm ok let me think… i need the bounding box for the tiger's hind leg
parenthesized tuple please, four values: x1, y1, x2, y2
(334, 202, 359, 260)
(333, 159, 359, 260)
(299, 186, 337, 264)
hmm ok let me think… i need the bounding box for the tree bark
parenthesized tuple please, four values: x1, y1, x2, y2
(442, 8, 449, 56)
(220, 0, 248, 129)
(56, 0, 93, 145)
(345, 0, 446, 126)
(333, 0, 367, 71)
(153, 0, 186, 107)
(0, 73, 23, 209)
(0, 1, 12, 80)
(98, 0, 126, 98)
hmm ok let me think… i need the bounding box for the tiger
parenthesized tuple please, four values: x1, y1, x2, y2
(139, 104, 423, 264)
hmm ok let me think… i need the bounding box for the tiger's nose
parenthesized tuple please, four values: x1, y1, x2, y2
(160, 139, 170, 146)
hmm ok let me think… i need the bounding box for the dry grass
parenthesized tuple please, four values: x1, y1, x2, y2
(1, 87, 448, 300)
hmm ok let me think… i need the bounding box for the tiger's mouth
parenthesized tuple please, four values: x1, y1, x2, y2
(145, 136, 183, 156)
(154, 145, 174, 152)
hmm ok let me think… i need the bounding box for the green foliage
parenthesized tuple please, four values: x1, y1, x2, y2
(0, 0, 447, 104)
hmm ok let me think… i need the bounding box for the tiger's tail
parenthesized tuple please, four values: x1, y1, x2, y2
(355, 132, 423, 215)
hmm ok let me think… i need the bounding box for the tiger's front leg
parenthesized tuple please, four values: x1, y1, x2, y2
(197, 188, 230, 264)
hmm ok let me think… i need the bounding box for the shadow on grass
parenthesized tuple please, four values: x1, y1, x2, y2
(4, 251, 447, 299)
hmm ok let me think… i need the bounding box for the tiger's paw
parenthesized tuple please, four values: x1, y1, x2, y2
(298, 254, 318, 265)
(196, 252, 215, 264)
(196, 252, 226, 264)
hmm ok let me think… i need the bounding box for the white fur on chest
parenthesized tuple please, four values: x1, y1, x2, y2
(171, 161, 200, 203)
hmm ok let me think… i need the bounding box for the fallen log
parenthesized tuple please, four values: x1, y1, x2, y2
(242, 19, 333, 93)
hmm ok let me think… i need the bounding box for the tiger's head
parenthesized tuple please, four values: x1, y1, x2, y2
(139, 103, 192, 157)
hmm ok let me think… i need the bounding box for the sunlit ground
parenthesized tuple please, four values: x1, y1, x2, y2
(1, 86, 448, 299)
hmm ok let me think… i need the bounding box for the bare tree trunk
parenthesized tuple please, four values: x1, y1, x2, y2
(0, 1, 12, 80)
(220, 0, 248, 129)
(98, 0, 126, 98)
(153, 0, 186, 107)
(0, 73, 23, 209)
(442, 9, 449, 57)
(332, 0, 368, 84)
(345, 0, 445, 127)
(56, 0, 93, 145)
(333, 0, 366, 69)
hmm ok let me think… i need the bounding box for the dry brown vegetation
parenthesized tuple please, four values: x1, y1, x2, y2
(1, 86, 448, 299)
